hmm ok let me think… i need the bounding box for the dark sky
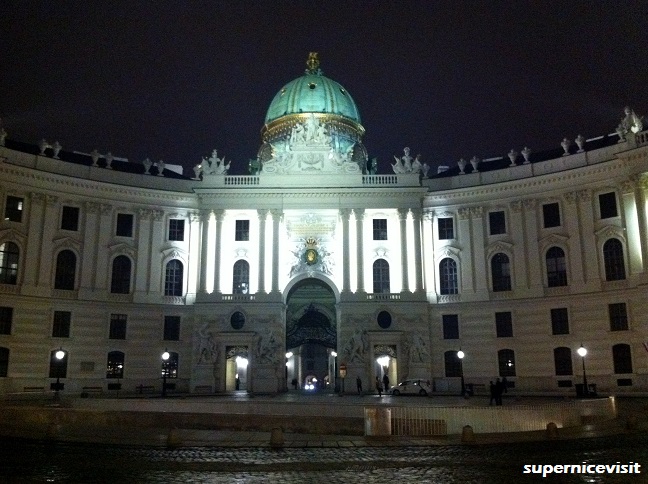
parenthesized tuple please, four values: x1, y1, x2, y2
(2, 1, 648, 175)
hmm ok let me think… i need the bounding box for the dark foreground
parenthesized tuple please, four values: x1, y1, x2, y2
(1, 433, 647, 483)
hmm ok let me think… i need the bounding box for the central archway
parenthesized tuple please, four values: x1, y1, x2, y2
(284, 277, 338, 392)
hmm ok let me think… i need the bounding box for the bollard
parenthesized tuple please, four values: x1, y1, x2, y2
(166, 428, 182, 448)
(546, 422, 558, 439)
(461, 425, 475, 443)
(270, 427, 284, 448)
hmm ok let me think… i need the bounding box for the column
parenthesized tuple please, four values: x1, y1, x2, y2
(23, 192, 46, 289)
(37, 195, 58, 288)
(470, 207, 487, 295)
(354, 208, 365, 293)
(257, 209, 268, 294)
(422, 210, 435, 296)
(398, 208, 409, 293)
(562, 193, 585, 286)
(134, 209, 152, 296)
(213, 210, 224, 294)
(509, 201, 530, 290)
(270, 209, 281, 293)
(93, 204, 112, 291)
(521, 199, 542, 292)
(340, 209, 351, 293)
(411, 208, 423, 292)
(577, 190, 599, 285)
(187, 212, 201, 297)
(198, 210, 211, 294)
(620, 179, 644, 275)
(148, 210, 165, 294)
(637, 181, 648, 272)
(457, 208, 473, 293)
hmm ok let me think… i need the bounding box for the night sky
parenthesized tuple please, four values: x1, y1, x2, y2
(2, 2, 648, 175)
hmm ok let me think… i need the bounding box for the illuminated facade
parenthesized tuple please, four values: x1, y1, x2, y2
(0, 55, 647, 396)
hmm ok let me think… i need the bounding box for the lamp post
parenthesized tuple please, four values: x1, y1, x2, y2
(53, 348, 66, 401)
(577, 344, 588, 397)
(457, 350, 465, 397)
(161, 350, 170, 397)
(331, 351, 337, 393)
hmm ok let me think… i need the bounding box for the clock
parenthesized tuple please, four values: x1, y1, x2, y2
(305, 248, 318, 265)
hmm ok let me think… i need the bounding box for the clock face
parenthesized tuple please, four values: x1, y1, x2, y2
(305, 248, 318, 265)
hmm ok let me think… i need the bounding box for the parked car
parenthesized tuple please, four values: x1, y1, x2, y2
(390, 379, 433, 396)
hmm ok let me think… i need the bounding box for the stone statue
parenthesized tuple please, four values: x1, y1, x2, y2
(470, 156, 480, 172)
(202, 149, 231, 175)
(90, 149, 100, 166)
(0, 127, 7, 146)
(197, 322, 217, 364)
(248, 157, 261, 175)
(142, 158, 152, 175)
(305, 114, 318, 142)
(421, 162, 430, 178)
(105, 152, 114, 169)
(368, 157, 378, 175)
(392, 155, 405, 173)
(411, 154, 422, 174)
(561, 138, 571, 156)
(407, 332, 430, 364)
(255, 329, 282, 365)
(401, 147, 413, 171)
(575, 134, 586, 153)
(290, 122, 305, 144)
(193, 164, 202, 179)
(51, 141, 62, 159)
(457, 158, 466, 174)
(156, 160, 166, 176)
(344, 329, 368, 363)
(521, 146, 532, 164)
(620, 106, 644, 135)
(508, 149, 518, 166)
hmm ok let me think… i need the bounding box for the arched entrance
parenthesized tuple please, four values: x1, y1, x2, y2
(285, 278, 337, 392)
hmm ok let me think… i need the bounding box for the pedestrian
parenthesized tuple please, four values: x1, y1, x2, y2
(375, 376, 382, 396)
(382, 374, 390, 394)
(489, 380, 496, 405)
(356, 376, 362, 393)
(502, 376, 508, 393)
(495, 378, 503, 405)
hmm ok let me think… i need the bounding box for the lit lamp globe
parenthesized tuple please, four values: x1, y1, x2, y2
(577, 346, 587, 358)
(55, 349, 65, 360)
(457, 350, 465, 360)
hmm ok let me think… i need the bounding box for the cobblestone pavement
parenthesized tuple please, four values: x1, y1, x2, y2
(2, 434, 647, 483)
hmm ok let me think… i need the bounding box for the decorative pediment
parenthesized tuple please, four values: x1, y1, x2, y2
(435, 245, 461, 261)
(234, 248, 248, 258)
(161, 247, 188, 262)
(486, 240, 513, 257)
(375, 247, 388, 258)
(538, 233, 569, 252)
(52, 236, 82, 252)
(108, 242, 136, 258)
(0, 228, 26, 246)
(595, 225, 625, 241)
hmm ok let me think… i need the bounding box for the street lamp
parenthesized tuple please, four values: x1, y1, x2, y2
(161, 350, 170, 397)
(457, 350, 465, 397)
(577, 344, 588, 397)
(331, 351, 338, 393)
(53, 348, 66, 401)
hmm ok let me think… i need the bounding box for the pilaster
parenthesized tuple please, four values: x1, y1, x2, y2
(398, 208, 409, 293)
(354, 208, 365, 293)
(340, 209, 351, 293)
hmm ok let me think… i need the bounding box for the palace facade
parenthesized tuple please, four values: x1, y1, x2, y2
(1, 54, 647, 396)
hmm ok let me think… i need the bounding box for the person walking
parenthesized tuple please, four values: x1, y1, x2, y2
(382, 374, 390, 394)
(356, 376, 362, 394)
(375, 376, 382, 397)
(495, 378, 503, 405)
(489, 380, 496, 405)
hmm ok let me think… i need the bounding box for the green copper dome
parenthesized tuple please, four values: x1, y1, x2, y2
(264, 53, 361, 124)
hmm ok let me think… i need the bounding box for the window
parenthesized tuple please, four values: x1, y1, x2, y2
(109, 314, 127, 340)
(551, 308, 569, 335)
(0, 242, 19, 284)
(495, 312, 513, 337)
(110, 255, 131, 294)
(235, 220, 249, 241)
(0, 347, 8, 377)
(489, 211, 506, 235)
(444, 350, 462, 377)
(546, 246, 567, 287)
(232, 260, 250, 294)
(0, 306, 13, 335)
(442, 314, 459, 339)
(603, 238, 626, 281)
(377, 311, 392, 329)
(52, 311, 71, 338)
(372, 259, 390, 293)
(373, 219, 388, 240)
(60, 206, 80, 231)
(54, 250, 76, 290)
(164, 260, 183, 296)
(542, 202, 561, 228)
(164, 316, 181, 341)
(609, 303, 628, 331)
(106, 351, 124, 379)
(599, 192, 618, 219)
(168, 219, 185, 241)
(438, 218, 454, 240)
(116, 213, 134, 237)
(554, 347, 573, 376)
(49, 349, 68, 378)
(491, 253, 511, 291)
(161, 351, 179, 378)
(439, 258, 458, 295)
(230, 311, 245, 330)
(4, 196, 24, 222)
(612, 344, 633, 374)
(498, 349, 516, 377)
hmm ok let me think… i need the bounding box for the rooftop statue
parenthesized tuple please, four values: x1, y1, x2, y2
(201, 149, 231, 176)
(392, 147, 422, 174)
(620, 106, 644, 135)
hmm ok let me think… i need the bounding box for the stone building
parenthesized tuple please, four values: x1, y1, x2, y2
(0, 54, 647, 396)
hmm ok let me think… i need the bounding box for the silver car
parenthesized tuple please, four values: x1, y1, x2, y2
(390, 379, 433, 396)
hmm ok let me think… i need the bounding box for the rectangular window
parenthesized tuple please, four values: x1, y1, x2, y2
(109, 314, 127, 340)
(164, 316, 181, 341)
(373, 219, 388, 240)
(599, 192, 618, 219)
(116, 213, 134, 237)
(60, 206, 80, 231)
(235, 220, 249, 241)
(609, 303, 628, 331)
(442, 314, 459, 339)
(52, 311, 71, 338)
(438, 218, 454, 240)
(168, 219, 185, 241)
(543, 203, 561, 228)
(0, 306, 13, 335)
(551, 308, 569, 335)
(495, 311, 513, 337)
(4, 196, 24, 222)
(489, 211, 506, 235)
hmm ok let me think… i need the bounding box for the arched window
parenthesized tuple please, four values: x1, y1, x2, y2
(110, 256, 132, 294)
(54, 250, 76, 290)
(0, 347, 9, 377)
(232, 260, 250, 294)
(546, 247, 567, 287)
(373, 259, 390, 293)
(603, 238, 626, 281)
(553, 347, 573, 376)
(498, 349, 516, 377)
(106, 351, 125, 379)
(164, 260, 184, 296)
(612, 343, 633, 374)
(491, 253, 511, 292)
(444, 350, 461, 377)
(0, 242, 19, 285)
(439, 258, 458, 295)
